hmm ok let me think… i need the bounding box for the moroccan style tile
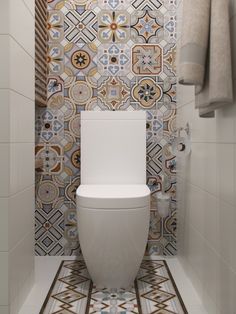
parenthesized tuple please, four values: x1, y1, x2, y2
(64, 203, 80, 256)
(146, 110, 163, 142)
(131, 76, 163, 109)
(98, 11, 130, 44)
(97, 44, 131, 76)
(48, 0, 97, 10)
(97, 76, 131, 110)
(47, 43, 64, 76)
(164, 10, 177, 42)
(163, 77, 177, 110)
(64, 142, 80, 177)
(132, 44, 163, 76)
(146, 140, 163, 176)
(62, 8, 99, 47)
(65, 176, 80, 207)
(64, 76, 97, 112)
(149, 210, 162, 240)
(47, 76, 64, 110)
(64, 43, 98, 77)
(35, 143, 64, 175)
(47, 10, 64, 43)
(40, 260, 187, 313)
(131, 11, 164, 44)
(163, 0, 178, 11)
(163, 109, 176, 141)
(98, 0, 131, 10)
(163, 42, 176, 78)
(131, 0, 163, 11)
(64, 113, 81, 143)
(36, 108, 64, 143)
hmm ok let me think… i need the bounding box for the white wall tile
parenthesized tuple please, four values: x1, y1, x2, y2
(0, 253, 9, 306)
(9, 186, 34, 251)
(0, 199, 9, 252)
(0, 306, 9, 314)
(0, 35, 10, 89)
(10, 143, 34, 195)
(0, 90, 10, 143)
(9, 0, 35, 58)
(21, 0, 35, 16)
(0, 2, 9, 34)
(0, 144, 10, 197)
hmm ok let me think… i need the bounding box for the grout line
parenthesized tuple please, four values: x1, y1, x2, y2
(21, 0, 35, 18)
(0, 88, 35, 103)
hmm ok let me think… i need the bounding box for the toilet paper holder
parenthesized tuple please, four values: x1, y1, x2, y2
(170, 122, 191, 154)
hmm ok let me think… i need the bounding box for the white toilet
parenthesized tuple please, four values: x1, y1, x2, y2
(76, 111, 150, 289)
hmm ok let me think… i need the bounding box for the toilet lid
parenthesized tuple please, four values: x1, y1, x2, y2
(76, 185, 150, 209)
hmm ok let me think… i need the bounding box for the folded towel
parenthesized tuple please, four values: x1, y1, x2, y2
(179, 0, 233, 118)
(179, 0, 211, 90)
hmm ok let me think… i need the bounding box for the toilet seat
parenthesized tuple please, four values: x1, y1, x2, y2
(77, 184, 150, 209)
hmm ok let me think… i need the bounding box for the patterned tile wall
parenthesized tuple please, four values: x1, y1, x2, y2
(35, 0, 178, 256)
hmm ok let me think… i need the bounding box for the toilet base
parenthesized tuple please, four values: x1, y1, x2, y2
(77, 206, 150, 289)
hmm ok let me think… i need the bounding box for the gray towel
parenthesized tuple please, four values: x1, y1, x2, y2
(179, 0, 233, 118)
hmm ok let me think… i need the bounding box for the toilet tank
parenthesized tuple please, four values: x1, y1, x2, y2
(81, 111, 146, 185)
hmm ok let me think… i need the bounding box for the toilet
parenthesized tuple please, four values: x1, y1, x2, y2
(76, 111, 150, 289)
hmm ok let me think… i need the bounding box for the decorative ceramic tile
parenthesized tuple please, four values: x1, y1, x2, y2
(47, 10, 64, 43)
(131, 76, 163, 109)
(65, 176, 80, 206)
(163, 109, 176, 141)
(47, 76, 64, 110)
(163, 43, 176, 78)
(149, 210, 161, 240)
(64, 142, 80, 177)
(64, 43, 98, 77)
(163, 77, 177, 110)
(63, 8, 98, 46)
(36, 108, 64, 143)
(131, 11, 164, 44)
(131, 0, 163, 11)
(132, 44, 163, 76)
(164, 10, 177, 42)
(146, 141, 162, 176)
(98, 44, 131, 76)
(48, 0, 97, 10)
(98, 11, 130, 43)
(35, 143, 64, 174)
(47, 43, 64, 76)
(40, 260, 187, 313)
(163, 0, 178, 11)
(64, 76, 97, 111)
(97, 76, 131, 110)
(64, 112, 81, 143)
(98, 0, 131, 10)
(146, 110, 163, 142)
(64, 203, 80, 256)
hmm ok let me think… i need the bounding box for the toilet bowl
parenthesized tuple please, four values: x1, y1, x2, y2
(76, 111, 150, 289)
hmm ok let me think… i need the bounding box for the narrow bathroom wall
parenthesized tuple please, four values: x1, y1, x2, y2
(0, 0, 35, 313)
(177, 0, 236, 313)
(35, 0, 178, 257)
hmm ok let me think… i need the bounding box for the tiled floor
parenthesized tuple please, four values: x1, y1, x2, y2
(19, 256, 208, 314)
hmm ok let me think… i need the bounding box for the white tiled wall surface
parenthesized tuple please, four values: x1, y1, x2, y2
(177, 1, 236, 313)
(0, 0, 35, 313)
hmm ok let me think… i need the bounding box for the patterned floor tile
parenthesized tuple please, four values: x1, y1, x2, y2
(47, 10, 64, 43)
(48, 0, 98, 10)
(35, 108, 64, 144)
(131, 76, 163, 109)
(131, 11, 164, 44)
(64, 43, 98, 77)
(132, 44, 163, 76)
(40, 260, 187, 313)
(98, 44, 131, 76)
(98, 11, 130, 44)
(131, 0, 163, 11)
(98, 0, 131, 9)
(97, 76, 131, 110)
(62, 8, 99, 47)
